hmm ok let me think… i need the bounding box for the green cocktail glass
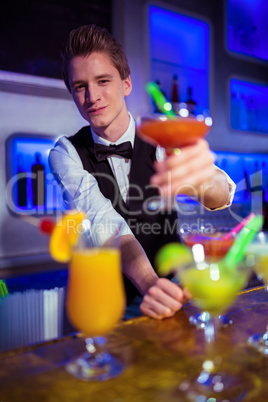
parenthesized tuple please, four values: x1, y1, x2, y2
(175, 258, 254, 400)
(246, 232, 268, 354)
(180, 228, 236, 328)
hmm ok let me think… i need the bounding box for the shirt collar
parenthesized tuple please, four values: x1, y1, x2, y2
(91, 112, 135, 147)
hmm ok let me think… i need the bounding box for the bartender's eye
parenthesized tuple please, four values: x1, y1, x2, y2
(99, 79, 109, 85)
(74, 84, 86, 91)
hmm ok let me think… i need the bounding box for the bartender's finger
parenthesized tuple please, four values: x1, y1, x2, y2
(147, 285, 184, 312)
(152, 277, 185, 301)
(140, 296, 182, 319)
(167, 166, 215, 196)
(152, 149, 214, 186)
(154, 139, 212, 172)
(141, 280, 185, 315)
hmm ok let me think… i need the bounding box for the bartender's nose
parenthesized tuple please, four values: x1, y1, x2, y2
(85, 87, 100, 104)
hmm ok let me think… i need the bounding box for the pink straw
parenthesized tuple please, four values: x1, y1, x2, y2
(221, 212, 256, 240)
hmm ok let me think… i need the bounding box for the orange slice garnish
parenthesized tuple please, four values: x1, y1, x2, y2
(49, 210, 86, 263)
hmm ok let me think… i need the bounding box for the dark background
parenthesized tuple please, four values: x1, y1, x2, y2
(0, 0, 112, 79)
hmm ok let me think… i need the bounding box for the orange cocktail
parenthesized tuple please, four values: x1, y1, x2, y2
(67, 248, 125, 336)
(183, 233, 235, 260)
(136, 116, 210, 149)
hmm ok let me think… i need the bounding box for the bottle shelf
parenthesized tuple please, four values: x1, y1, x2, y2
(215, 151, 268, 206)
(5, 134, 62, 216)
(229, 78, 268, 134)
(149, 5, 210, 114)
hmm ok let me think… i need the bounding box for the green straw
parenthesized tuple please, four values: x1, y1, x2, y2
(0, 279, 8, 298)
(146, 82, 176, 119)
(223, 214, 263, 268)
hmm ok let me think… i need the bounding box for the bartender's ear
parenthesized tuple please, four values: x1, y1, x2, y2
(124, 75, 132, 97)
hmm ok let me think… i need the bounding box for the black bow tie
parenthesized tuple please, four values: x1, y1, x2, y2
(94, 141, 133, 162)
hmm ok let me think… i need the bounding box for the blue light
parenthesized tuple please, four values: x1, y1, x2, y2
(150, 6, 209, 69)
(230, 78, 268, 133)
(227, 0, 268, 62)
(6, 134, 62, 215)
(149, 5, 210, 113)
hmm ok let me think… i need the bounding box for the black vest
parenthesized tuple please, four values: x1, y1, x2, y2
(69, 126, 180, 302)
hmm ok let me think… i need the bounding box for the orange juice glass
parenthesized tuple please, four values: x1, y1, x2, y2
(67, 248, 125, 337)
(65, 228, 126, 381)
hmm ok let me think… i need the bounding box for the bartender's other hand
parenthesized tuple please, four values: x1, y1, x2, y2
(140, 278, 191, 320)
(151, 138, 215, 197)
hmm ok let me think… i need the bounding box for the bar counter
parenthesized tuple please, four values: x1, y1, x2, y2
(0, 286, 267, 401)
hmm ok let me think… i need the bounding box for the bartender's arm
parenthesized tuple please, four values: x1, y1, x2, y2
(49, 137, 189, 319)
(120, 234, 190, 319)
(125, 140, 235, 319)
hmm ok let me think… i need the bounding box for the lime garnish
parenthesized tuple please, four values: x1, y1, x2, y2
(155, 243, 193, 276)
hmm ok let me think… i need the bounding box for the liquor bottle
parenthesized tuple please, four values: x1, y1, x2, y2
(251, 161, 262, 216)
(262, 161, 268, 230)
(17, 153, 27, 207)
(230, 92, 240, 130)
(153, 80, 166, 113)
(243, 162, 250, 201)
(247, 97, 257, 131)
(185, 86, 197, 115)
(32, 153, 45, 206)
(171, 74, 179, 115)
(239, 94, 248, 130)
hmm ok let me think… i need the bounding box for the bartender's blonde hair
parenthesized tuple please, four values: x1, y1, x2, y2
(61, 24, 131, 92)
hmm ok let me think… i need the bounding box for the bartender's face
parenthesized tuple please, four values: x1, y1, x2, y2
(68, 51, 132, 140)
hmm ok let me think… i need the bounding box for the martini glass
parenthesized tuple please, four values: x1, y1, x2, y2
(136, 106, 212, 211)
(246, 232, 268, 354)
(180, 228, 236, 328)
(175, 257, 254, 400)
(65, 224, 126, 381)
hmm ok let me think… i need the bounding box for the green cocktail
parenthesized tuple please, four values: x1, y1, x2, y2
(180, 264, 249, 316)
(246, 233, 268, 354)
(176, 259, 253, 400)
(247, 243, 268, 284)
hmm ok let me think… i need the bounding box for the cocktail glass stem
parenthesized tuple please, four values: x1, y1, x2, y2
(189, 311, 232, 329)
(197, 315, 222, 384)
(66, 336, 124, 381)
(145, 148, 178, 212)
(248, 326, 268, 354)
(248, 286, 268, 354)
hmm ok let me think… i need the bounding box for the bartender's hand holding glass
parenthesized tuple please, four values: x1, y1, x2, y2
(151, 138, 215, 199)
(136, 86, 213, 210)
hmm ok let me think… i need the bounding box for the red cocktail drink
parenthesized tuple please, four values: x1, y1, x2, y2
(135, 112, 212, 210)
(136, 116, 210, 150)
(183, 232, 235, 260)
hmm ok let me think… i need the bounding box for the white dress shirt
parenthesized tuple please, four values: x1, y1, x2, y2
(49, 112, 236, 246)
(91, 112, 135, 204)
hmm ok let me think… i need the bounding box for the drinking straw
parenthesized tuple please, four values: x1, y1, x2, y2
(221, 212, 256, 240)
(0, 279, 8, 298)
(223, 214, 263, 268)
(145, 82, 176, 118)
